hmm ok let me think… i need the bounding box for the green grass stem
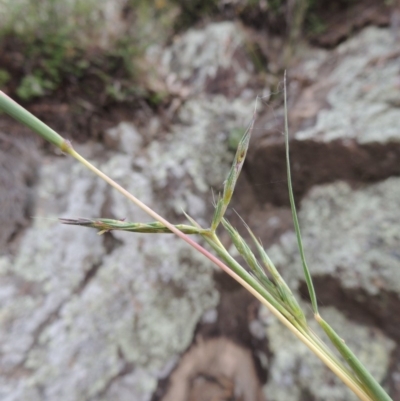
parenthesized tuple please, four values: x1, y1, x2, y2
(0, 89, 384, 401)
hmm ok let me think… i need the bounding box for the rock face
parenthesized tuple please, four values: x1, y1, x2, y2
(273, 178, 400, 297)
(160, 21, 255, 97)
(0, 133, 39, 253)
(251, 26, 400, 401)
(0, 139, 220, 401)
(248, 26, 400, 206)
(0, 21, 257, 401)
(181, 23, 400, 401)
(295, 27, 400, 144)
(1, 17, 400, 401)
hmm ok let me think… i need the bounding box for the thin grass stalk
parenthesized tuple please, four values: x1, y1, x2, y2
(204, 232, 301, 327)
(205, 230, 367, 398)
(0, 90, 377, 401)
(283, 72, 319, 315)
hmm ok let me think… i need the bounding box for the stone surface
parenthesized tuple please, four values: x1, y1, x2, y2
(159, 21, 255, 97)
(0, 42, 257, 398)
(0, 133, 39, 253)
(247, 26, 400, 206)
(295, 27, 400, 144)
(268, 178, 400, 296)
(0, 17, 261, 401)
(0, 141, 219, 401)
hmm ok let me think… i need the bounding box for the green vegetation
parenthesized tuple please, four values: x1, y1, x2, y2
(0, 0, 362, 102)
(0, 0, 178, 101)
(0, 68, 10, 87)
(13, 33, 89, 100)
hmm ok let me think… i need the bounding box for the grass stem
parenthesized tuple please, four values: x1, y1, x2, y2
(0, 89, 385, 401)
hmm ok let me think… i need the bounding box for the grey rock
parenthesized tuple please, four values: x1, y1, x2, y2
(146, 95, 255, 219)
(0, 142, 220, 401)
(295, 27, 400, 144)
(104, 122, 143, 155)
(268, 178, 400, 295)
(0, 133, 39, 253)
(0, 23, 260, 399)
(248, 26, 400, 207)
(161, 22, 255, 96)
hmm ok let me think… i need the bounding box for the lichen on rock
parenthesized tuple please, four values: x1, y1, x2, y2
(161, 21, 254, 96)
(146, 95, 255, 218)
(295, 27, 400, 144)
(268, 177, 400, 296)
(0, 140, 220, 400)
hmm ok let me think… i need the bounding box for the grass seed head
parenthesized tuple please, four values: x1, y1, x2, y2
(211, 116, 255, 232)
(60, 217, 203, 234)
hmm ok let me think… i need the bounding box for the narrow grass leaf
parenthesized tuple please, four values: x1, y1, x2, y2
(0, 91, 71, 152)
(283, 72, 319, 314)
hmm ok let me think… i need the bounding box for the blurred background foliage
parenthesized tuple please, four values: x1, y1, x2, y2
(0, 0, 367, 102)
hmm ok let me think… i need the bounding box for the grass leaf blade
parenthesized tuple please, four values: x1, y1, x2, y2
(0, 91, 70, 151)
(283, 72, 319, 314)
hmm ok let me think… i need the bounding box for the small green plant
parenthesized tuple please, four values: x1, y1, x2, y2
(16, 74, 55, 100)
(0, 0, 173, 102)
(0, 69, 10, 87)
(0, 82, 393, 401)
(306, 12, 327, 34)
(0, 0, 98, 99)
(13, 32, 91, 100)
